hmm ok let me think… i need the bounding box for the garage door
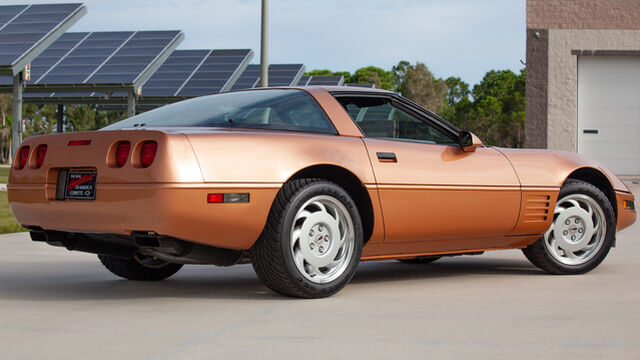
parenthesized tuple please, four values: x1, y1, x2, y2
(577, 56, 640, 175)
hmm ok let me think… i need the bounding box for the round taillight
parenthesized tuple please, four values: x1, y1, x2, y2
(115, 142, 130, 167)
(140, 141, 157, 168)
(17, 146, 30, 169)
(35, 145, 47, 168)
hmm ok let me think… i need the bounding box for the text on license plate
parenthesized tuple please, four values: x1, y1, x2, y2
(65, 171, 97, 200)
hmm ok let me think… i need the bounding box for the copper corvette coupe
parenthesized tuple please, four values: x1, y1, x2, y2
(8, 87, 636, 298)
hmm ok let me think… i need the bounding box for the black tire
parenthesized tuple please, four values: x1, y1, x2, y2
(98, 254, 183, 281)
(251, 178, 364, 298)
(522, 179, 616, 275)
(398, 256, 442, 264)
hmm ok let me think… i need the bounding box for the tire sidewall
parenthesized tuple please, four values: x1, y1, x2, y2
(279, 182, 363, 297)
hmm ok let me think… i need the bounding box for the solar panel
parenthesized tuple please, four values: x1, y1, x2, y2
(268, 64, 305, 86)
(306, 75, 344, 86)
(297, 75, 310, 86)
(0, 3, 86, 76)
(22, 48, 253, 106)
(231, 63, 305, 90)
(175, 49, 253, 96)
(230, 64, 260, 90)
(346, 83, 375, 88)
(1, 30, 184, 94)
(37, 31, 181, 85)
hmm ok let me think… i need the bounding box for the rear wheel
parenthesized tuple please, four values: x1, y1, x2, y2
(251, 179, 363, 298)
(522, 179, 616, 274)
(98, 254, 183, 281)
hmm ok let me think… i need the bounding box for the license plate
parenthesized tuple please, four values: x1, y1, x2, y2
(65, 171, 97, 200)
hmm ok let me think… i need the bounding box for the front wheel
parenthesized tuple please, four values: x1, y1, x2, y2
(251, 179, 364, 298)
(522, 179, 616, 274)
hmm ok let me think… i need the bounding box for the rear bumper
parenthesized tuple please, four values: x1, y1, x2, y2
(616, 191, 636, 232)
(8, 182, 280, 250)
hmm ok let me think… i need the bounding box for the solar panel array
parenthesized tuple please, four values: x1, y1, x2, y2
(0, 3, 85, 74)
(21, 48, 253, 102)
(231, 63, 305, 90)
(346, 83, 376, 88)
(171, 49, 252, 96)
(29, 30, 183, 85)
(1, 2, 357, 111)
(297, 75, 344, 86)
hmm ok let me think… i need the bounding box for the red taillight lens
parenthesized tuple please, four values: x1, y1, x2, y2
(207, 193, 224, 203)
(17, 146, 30, 169)
(140, 141, 157, 168)
(35, 145, 47, 168)
(68, 140, 91, 146)
(115, 142, 130, 167)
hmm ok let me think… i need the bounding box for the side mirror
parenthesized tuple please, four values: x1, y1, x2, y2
(458, 131, 483, 152)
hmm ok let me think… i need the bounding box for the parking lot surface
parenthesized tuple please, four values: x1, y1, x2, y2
(0, 181, 638, 360)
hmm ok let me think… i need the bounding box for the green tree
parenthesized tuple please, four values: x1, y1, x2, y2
(391, 60, 410, 90)
(444, 77, 470, 108)
(440, 76, 472, 128)
(23, 104, 56, 137)
(351, 66, 394, 90)
(394, 62, 447, 114)
(468, 69, 526, 147)
(305, 69, 333, 76)
(305, 70, 353, 84)
(64, 105, 125, 132)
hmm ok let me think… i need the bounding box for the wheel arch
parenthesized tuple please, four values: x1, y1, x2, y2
(286, 164, 375, 244)
(565, 167, 617, 221)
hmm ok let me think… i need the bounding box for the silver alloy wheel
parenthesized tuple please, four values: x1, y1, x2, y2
(134, 254, 170, 269)
(290, 195, 355, 284)
(544, 193, 606, 266)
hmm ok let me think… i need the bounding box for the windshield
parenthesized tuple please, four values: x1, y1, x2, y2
(103, 89, 337, 134)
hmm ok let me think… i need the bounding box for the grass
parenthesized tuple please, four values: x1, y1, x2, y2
(0, 166, 9, 184)
(0, 191, 26, 234)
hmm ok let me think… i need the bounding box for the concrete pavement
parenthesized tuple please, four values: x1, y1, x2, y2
(0, 181, 638, 359)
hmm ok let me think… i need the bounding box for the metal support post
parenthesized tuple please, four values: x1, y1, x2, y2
(260, 0, 268, 87)
(57, 104, 64, 133)
(11, 72, 24, 162)
(127, 89, 136, 117)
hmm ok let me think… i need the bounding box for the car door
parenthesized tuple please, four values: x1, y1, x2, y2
(335, 94, 521, 243)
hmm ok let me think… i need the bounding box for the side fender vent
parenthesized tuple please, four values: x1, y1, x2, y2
(523, 194, 552, 223)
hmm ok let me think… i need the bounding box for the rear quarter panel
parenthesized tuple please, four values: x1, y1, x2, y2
(184, 130, 376, 184)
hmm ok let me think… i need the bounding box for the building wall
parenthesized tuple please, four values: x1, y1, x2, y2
(547, 30, 640, 151)
(524, 29, 548, 148)
(527, 0, 640, 30)
(525, 0, 640, 150)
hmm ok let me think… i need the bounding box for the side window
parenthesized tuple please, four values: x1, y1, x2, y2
(338, 97, 457, 145)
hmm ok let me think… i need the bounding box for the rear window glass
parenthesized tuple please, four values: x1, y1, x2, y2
(103, 89, 337, 134)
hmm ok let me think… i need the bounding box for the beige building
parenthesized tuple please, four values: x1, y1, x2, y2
(525, 0, 640, 174)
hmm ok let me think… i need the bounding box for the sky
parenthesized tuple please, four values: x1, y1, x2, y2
(6, 0, 526, 86)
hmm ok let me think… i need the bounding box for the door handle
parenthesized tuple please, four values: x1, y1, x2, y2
(376, 152, 397, 162)
(583, 129, 598, 134)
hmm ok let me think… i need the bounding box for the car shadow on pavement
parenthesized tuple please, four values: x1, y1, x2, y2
(0, 263, 280, 301)
(0, 256, 542, 301)
(351, 256, 542, 285)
